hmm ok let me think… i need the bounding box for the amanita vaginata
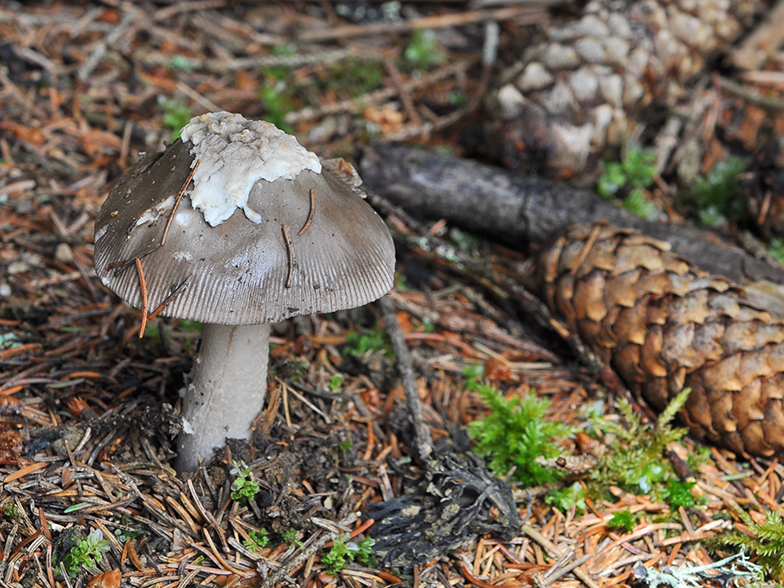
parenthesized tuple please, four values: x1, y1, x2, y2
(94, 112, 395, 472)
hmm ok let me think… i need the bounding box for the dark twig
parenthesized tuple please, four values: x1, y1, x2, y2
(282, 223, 295, 288)
(379, 295, 433, 461)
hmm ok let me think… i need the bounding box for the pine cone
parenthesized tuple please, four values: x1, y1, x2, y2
(528, 223, 784, 457)
(488, 0, 764, 179)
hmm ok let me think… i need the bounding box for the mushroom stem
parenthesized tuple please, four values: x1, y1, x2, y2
(176, 323, 270, 472)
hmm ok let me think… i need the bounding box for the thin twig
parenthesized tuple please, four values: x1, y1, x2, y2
(298, 188, 316, 236)
(261, 514, 358, 587)
(78, 8, 139, 80)
(285, 57, 477, 124)
(147, 276, 191, 321)
(162, 159, 200, 246)
(385, 58, 422, 126)
(135, 257, 149, 338)
(717, 76, 784, 111)
(282, 223, 295, 288)
(379, 294, 433, 461)
(176, 81, 223, 113)
(298, 5, 546, 42)
(521, 524, 600, 588)
(107, 159, 200, 274)
(153, 0, 226, 22)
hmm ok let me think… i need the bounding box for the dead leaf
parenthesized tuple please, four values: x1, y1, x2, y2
(87, 569, 122, 588)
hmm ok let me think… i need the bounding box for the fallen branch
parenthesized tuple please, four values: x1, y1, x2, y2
(360, 143, 784, 287)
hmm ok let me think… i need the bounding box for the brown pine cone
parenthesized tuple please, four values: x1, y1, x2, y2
(488, 0, 765, 179)
(528, 223, 784, 457)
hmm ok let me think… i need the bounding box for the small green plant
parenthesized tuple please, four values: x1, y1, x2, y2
(690, 156, 747, 227)
(328, 374, 344, 393)
(620, 188, 659, 219)
(113, 526, 142, 544)
(281, 528, 302, 547)
(716, 508, 784, 581)
(404, 29, 446, 70)
(339, 438, 353, 452)
(158, 96, 192, 140)
(322, 537, 351, 573)
(590, 388, 691, 499)
(597, 147, 659, 219)
(322, 535, 376, 573)
(448, 91, 467, 106)
(326, 59, 384, 97)
(663, 478, 702, 510)
(467, 380, 574, 487)
(179, 319, 203, 332)
(608, 509, 637, 533)
(287, 358, 309, 381)
(770, 238, 784, 266)
(354, 536, 376, 566)
(463, 363, 485, 384)
(243, 529, 269, 552)
(545, 481, 587, 513)
(342, 328, 389, 358)
(686, 444, 712, 471)
(62, 529, 111, 577)
(264, 43, 298, 80)
(230, 461, 260, 502)
(168, 54, 194, 73)
(449, 227, 481, 255)
(394, 272, 411, 290)
(420, 317, 435, 333)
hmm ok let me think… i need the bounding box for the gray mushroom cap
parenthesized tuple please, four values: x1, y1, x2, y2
(94, 139, 395, 324)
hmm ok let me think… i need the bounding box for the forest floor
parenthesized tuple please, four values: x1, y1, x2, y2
(2, 2, 784, 588)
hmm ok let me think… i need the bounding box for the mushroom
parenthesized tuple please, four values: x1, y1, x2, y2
(94, 112, 395, 472)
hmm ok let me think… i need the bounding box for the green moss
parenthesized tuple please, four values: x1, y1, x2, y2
(608, 509, 637, 533)
(243, 529, 269, 552)
(546, 481, 587, 513)
(588, 388, 691, 500)
(663, 478, 702, 510)
(691, 156, 747, 227)
(326, 59, 384, 97)
(597, 146, 659, 219)
(468, 381, 574, 487)
(715, 508, 784, 581)
(342, 328, 390, 358)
